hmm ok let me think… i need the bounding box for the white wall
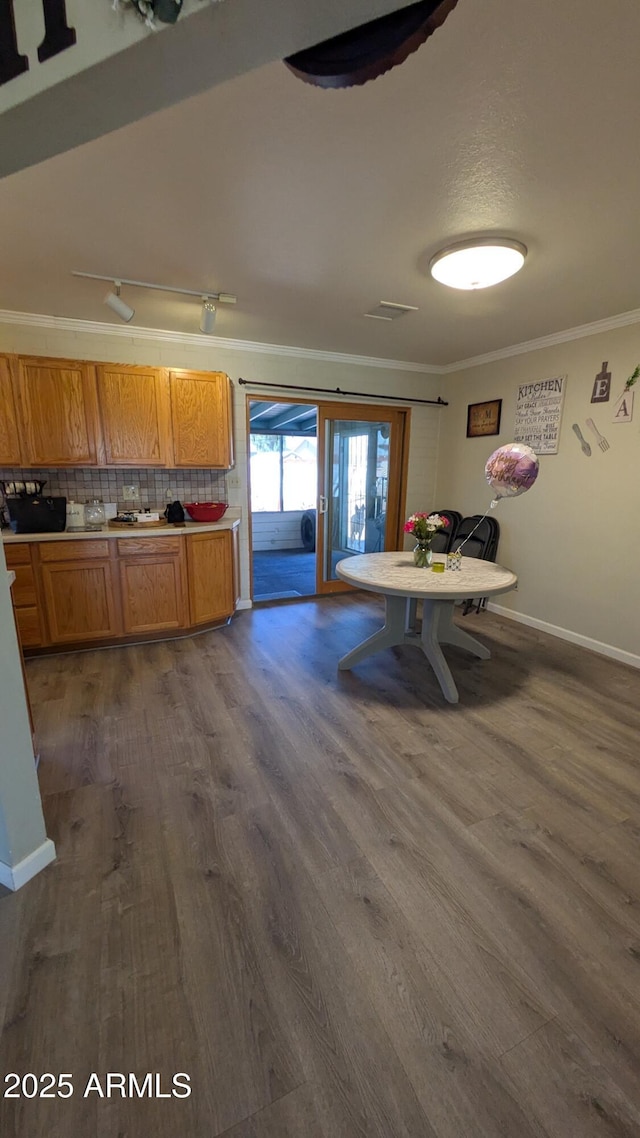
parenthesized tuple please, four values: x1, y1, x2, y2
(435, 323, 640, 663)
(0, 319, 445, 602)
(0, 542, 55, 889)
(252, 511, 305, 551)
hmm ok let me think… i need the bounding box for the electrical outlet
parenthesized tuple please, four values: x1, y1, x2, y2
(123, 485, 139, 501)
(166, 489, 174, 501)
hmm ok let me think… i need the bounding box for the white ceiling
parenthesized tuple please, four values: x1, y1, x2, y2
(1, 0, 639, 368)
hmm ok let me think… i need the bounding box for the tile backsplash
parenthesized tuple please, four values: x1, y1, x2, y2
(0, 467, 227, 511)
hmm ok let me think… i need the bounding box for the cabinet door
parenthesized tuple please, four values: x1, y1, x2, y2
(96, 365, 170, 466)
(187, 530, 234, 625)
(169, 370, 234, 468)
(9, 598, 36, 748)
(15, 357, 100, 466)
(14, 606, 44, 649)
(41, 561, 120, 643)
(0, 355, 22, 465)
(6, 544, 44, 646)
(119, 554, 186, 634)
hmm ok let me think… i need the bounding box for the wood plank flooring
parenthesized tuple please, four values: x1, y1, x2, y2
(1, 594, 640, 1137)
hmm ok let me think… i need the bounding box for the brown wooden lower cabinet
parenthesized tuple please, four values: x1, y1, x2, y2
(4, 526, 238, 652)
(41, 560, 121, 644)
(119, 552, 186, 634)
(187, 530, 234, 625)
(9, 582, 37, 754)
(14, 606, 44, 648)
(5, 543, 44, 647)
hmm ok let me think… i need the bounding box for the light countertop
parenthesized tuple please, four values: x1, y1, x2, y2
(2, 511, 241, 543)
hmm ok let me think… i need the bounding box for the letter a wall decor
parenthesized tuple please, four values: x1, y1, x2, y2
(612, 365, 638, 424)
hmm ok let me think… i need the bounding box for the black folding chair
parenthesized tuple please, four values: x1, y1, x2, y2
(450, 515, 500, 614)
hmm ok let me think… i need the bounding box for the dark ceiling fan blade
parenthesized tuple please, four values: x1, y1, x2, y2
(284, 0, 461, 89)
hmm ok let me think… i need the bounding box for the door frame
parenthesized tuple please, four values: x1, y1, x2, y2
(245, 393, 411, 601)
(316, 401, 409, 595)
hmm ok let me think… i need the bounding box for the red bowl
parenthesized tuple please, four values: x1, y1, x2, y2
(184, 502, 228, 522)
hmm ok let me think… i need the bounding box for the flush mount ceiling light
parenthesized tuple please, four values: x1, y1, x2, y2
(72, 271, 237, 332)
(429, 238, 527, 290)
(104, 281, 135, 323)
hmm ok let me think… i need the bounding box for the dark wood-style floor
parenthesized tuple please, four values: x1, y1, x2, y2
(1, 595, 640, 1137)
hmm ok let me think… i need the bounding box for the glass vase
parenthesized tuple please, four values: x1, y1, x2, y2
(413, 541, 433, 568)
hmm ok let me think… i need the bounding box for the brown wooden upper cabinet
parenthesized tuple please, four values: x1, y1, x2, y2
(0, 355, 22, 466)
(96, 364, 171, 466)
(169, 369, 234, 468)
(14, 356, 101, 467)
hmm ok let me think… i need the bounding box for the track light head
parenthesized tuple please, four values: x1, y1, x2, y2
(200, 298, 217, 334)
(74, 272, 237, 328)
(104, 282, 135, 323)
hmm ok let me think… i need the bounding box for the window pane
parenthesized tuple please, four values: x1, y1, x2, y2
(325, 419, 391, 580)
(250, 435, 281, 512)
(282, 436, 317, 511)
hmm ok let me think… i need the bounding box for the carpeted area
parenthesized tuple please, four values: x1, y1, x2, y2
(252, 548, 356, 600)
(252, 550, 316, 598)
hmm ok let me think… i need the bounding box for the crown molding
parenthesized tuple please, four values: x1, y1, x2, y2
(2, 303, 640, 376)
(442, 306, 640, 373)
(0, 310, 438, 375)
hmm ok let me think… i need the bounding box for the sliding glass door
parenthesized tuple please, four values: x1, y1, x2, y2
(316, 403, 407, 594)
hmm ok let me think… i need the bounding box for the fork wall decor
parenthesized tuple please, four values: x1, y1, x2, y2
(586, 418, 610, 452)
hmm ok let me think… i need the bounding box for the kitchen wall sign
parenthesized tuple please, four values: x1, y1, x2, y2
(513, 375, 567, 455)
(466, 399, 502, 438)
(591, 361, 611, 403)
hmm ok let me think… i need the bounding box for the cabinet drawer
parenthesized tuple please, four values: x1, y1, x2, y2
(11, 563, 37, 607)
(5, 543, 32, 567)
(39, 539, 110, 562)
(15, 605, 43, 647)
(117, 536, 181, 557)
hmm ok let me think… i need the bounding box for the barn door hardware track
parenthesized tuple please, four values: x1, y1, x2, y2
(238, 378, 448, 407)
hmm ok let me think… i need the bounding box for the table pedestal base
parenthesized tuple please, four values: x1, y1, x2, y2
(338, 595, 490, 703)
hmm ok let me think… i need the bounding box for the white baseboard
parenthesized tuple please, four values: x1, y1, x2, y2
(0, 839, 56, 892)
(487, 603, 640, 669)
(237, 599, 253, 610)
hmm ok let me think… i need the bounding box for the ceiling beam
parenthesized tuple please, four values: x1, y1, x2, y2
(249, 401, 284, 422)
(255, 405, 317, 431)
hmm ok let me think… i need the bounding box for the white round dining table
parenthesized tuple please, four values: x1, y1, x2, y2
(335, 551, 518, 703)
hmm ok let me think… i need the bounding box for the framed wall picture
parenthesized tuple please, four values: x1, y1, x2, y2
(466, 399, 502, 438)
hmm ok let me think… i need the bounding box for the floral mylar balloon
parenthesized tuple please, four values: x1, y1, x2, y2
(485, 442, 539, 500)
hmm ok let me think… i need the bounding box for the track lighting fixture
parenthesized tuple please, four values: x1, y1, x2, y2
(200, 298, 216, 334)
(72, 271, 237, 332)
(104, 281, 135, 323)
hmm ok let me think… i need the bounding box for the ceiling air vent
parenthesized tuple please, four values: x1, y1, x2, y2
(364, 301, 419, 321)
